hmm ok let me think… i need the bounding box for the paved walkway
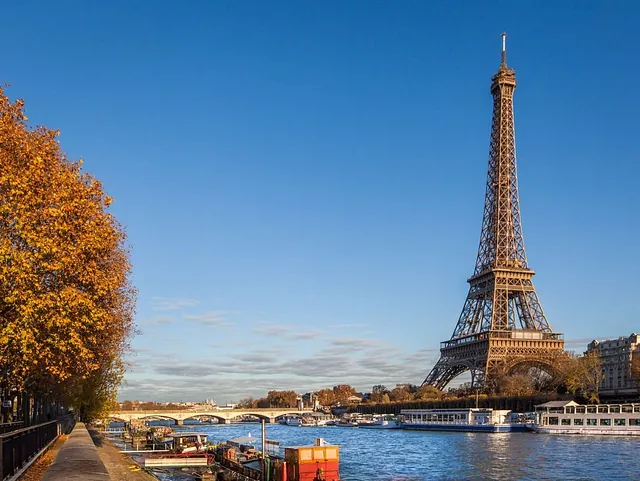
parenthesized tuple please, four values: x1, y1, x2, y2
(42, 422, 109, 481)
(41, 423, 156, 481)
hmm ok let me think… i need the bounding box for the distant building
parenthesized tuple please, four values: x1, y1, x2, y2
(346, 395, 362, 404)
(587, 333, 640, 397)
(301, 392, 320, 410)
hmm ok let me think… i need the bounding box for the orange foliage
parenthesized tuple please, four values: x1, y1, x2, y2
(0, 86, 136, 400)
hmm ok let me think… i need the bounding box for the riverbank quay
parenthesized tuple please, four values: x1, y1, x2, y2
(40, 423, 156, 481)
(87, 426, 158, 481)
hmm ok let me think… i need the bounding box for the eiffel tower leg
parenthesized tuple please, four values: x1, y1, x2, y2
(423, 358, 467, 390)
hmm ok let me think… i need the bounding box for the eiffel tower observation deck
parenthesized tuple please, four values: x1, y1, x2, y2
(424, 34, 565, 390)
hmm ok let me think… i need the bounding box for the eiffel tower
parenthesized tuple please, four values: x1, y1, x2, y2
(424, 34, 565, 390)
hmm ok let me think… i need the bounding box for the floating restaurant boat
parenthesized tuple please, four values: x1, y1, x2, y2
(532, 400, 640, 436)
(401, 408, 530, 433)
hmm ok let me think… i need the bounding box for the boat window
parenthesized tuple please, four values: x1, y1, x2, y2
(587, 419, 597, 426)
(561, 419, 571, 425)
(587, 406, 597, 414)
(614, 419, 626, 426)
(575, 406, 586, 414)
(548, 417, 559, 425)
(622, 405, 633, 413)
(565, 407, 575, 414)
(634, 406, 640, 413)
(629, 419, 640, 426)
(610, 406, 621, 413)
(573, 418, 584, 425)
(598, 406, 609, 413)
(599, 419, 611, 426)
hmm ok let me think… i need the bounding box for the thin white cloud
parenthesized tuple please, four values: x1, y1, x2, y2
(142, 316, 175, 326)
(253, 325, 292, 336)
(121, 337, 437, 402)
(151, 297, 199, 311)
(290, 331, 324, 340)
(184, 311, 232, 326)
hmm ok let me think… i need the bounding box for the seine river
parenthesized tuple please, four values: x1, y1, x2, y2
(131, 421, 638, 481)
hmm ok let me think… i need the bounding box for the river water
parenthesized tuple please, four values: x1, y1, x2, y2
(127, 421, 638, 481)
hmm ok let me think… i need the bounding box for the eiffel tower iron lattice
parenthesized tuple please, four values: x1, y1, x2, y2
(423, 34, 565, 390)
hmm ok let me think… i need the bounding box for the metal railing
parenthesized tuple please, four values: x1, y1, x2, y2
(0, 424, 23, 436)
(0, 421, 58, 480)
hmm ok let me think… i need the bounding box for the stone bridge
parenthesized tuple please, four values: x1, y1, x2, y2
(109, 408, 312, 425)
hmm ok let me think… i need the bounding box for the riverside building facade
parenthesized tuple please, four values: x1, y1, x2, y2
(587, 333, 640, 397)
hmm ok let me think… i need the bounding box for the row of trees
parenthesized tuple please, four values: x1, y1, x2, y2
(237, 383, 446, 409)
(0, 88, 135, 423)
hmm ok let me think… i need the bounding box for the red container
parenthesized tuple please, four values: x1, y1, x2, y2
(284, 445, 340, 481)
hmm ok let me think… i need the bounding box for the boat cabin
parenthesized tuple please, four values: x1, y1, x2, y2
(535, 401, 640, 428)
(401, 408, 512, 425)
(168, 432, 208, 453)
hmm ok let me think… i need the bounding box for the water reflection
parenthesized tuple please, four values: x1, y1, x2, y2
(111, 422, 639, 480)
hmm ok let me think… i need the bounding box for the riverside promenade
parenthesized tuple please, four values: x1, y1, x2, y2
(42, 422, 154, 481)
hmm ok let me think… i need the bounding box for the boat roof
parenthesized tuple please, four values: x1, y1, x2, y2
(534, 400, 579, 408)
(286, 438, 337, 449)
(286, 444, 338, 449)
(169, 432, 207, 438)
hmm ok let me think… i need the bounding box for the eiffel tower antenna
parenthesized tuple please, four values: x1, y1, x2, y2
(501, 32, 507, 66)
(423, 34, 565, 390)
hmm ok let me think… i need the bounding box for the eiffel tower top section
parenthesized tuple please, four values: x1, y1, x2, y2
(474, 33, 526, 276)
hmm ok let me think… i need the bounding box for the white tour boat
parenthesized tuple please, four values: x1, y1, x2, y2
(279, 415, 302, 426)
(358, 415, 401, 429)
(533, 400, 640, 436)
(401, 408, 529, 433)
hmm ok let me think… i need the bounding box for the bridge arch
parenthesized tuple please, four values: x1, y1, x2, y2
(182, 413, 228, 424)
(229, 412, 271, 422)
(134, 414, 180, 424)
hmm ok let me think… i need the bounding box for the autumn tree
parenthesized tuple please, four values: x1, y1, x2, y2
(389, 385, 414, 402)
(316, 389, 335, 406)
(266, 390, 298, 408)
(332, 384, 356, 402)
(0, 87, 135, 422)
(370, 385, 389, 403)
(631, 353, 640, 384)
(237, 397, 256, 409)
(563, 351, 604, 403)
(414, 385, 443, 401)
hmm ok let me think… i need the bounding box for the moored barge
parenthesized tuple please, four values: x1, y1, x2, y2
(212, 436, 341, 481)
(533, 400, 640, 436)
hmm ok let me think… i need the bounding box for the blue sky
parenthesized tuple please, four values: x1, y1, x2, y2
(3, 1, 639, 402)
